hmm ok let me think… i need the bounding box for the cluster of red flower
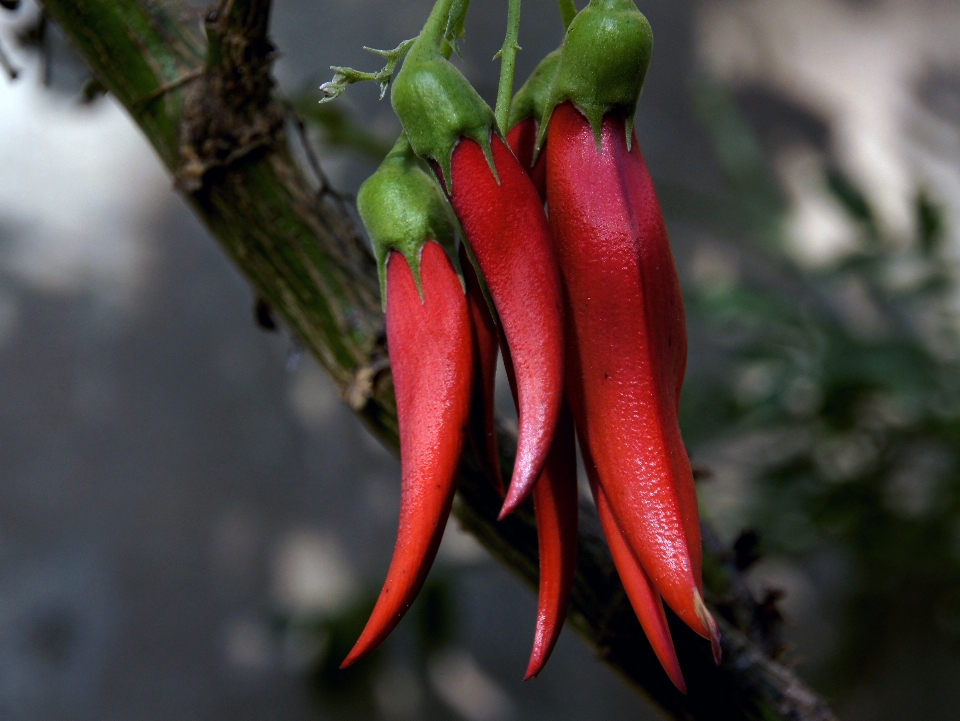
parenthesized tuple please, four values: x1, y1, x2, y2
(340, 0, 720, 690)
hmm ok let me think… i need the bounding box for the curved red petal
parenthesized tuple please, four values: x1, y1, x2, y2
(342, 242, 473, 667)
(546, 101, 714, 640)
(447, 136, 564, 519)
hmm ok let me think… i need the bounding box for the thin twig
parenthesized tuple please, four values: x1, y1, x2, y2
(133, 68, 202, 109)
(286, 103, 356, 219)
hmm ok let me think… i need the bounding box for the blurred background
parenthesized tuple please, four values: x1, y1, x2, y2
(2, 0, 960, 719)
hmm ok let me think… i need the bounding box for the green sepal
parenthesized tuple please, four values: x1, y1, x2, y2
(357, 135, 460, 310)
(507, 49, 561, 167)
(508, 49, 561, 130)
(537, 0, 653, 152)
(391, 0, 498, 190)
(444, 0, 471, 57)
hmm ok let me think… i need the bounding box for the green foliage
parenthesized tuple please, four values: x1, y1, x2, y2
(681, 79, 960, 693)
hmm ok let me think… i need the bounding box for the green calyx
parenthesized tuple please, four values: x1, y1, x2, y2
(539, 0, 653, 150)
(508, 49, 561, 130)
(391, 0, 497, 189)
(357, 135, 460, 308)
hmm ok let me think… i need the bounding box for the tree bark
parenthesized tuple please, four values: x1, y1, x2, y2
(37, 1, 837, 719)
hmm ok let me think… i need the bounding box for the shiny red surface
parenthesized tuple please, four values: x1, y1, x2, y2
(546, 101, 713, 642)
(447, 135, 565, 517)
(342, 241, 473, 667)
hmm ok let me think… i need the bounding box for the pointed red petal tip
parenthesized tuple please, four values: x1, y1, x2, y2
(339, 652, 358, 670)
(340, 637, 374, 669)
(497, 491, 521, 520)
(672, 670, 688, 695)
(498, 470, 536, 520)
(694, 591, 722, 665)
(499, 485, 521, 519)
(340, 630, 383, 668)
(523, 622, 563, 681)
(523, 627, 546, 680)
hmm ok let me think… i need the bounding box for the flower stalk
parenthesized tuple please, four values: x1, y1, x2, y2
(494, 0, 522, 136)
(557, 0, 577, 28)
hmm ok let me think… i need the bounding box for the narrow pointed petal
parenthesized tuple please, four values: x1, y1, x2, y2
(460, 243, 503, 494)
(498, 343, 578, 679)
(524, 406, 578, 679)
(547, 101, 712, 639)
(342, 242, 473, 667)
(587, 450, 686, 693)
(447, 136, 564, 520)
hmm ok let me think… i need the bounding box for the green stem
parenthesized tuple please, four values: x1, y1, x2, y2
(557, 0, 577, 29)
(418, 0, 458, 49)
(494, 0, 522, 135)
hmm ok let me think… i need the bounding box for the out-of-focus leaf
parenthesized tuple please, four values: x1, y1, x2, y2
(683, 73, 960, 700)
(414, 576, 455, 654)
(917, 192, 944, 255)
(292, 92, 393, 161)
(691, 77, 786, 241)
(825, 165, 877, 236)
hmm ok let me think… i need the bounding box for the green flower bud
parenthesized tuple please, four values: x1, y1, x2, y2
(391, 0, 497, 187)
(542, 0, 653, 149)
(358, 135, 459, 307)
(508, 49, 561, 130)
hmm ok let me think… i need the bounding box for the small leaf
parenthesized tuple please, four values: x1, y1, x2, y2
(917, 191, 944, 254)
(825, 166, 875, 229)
